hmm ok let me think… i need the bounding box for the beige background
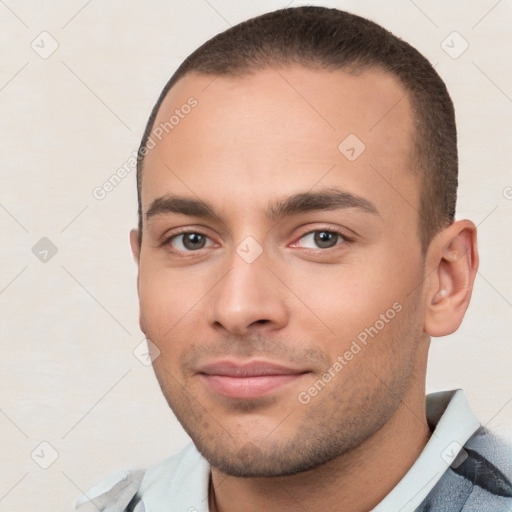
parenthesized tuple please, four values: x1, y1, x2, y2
(1, 0, 511, 510)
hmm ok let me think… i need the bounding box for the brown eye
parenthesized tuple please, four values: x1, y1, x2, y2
(296, 230, 344, 249)
(313, 231, 339, 248)
(169, 232, 211, 251)
(184, 233, 206, 250)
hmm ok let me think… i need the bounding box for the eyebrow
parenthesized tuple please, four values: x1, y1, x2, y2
(145, 188, 380, 223)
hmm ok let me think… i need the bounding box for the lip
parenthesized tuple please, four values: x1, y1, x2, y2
(198, 360, 308, 399)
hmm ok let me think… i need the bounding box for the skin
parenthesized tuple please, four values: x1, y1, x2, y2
(130, 66, 478, 512)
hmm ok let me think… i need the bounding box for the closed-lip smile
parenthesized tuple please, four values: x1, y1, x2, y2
(198, 360, 309, 399)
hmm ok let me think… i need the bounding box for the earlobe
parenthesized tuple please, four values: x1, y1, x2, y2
(130, 229, 141, 264)
(423, 220, 478, 337)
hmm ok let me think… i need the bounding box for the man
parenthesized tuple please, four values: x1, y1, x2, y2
(75, 6, 512, 512)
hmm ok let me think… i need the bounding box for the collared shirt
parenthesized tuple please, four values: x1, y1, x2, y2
(75, 389, 512, 511)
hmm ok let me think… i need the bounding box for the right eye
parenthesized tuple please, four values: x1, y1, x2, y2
(165, 231, 215, 252)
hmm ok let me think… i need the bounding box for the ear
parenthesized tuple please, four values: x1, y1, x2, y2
(130, 228, 141, 265)
(129, 228, 145, 333)
(423, 220, 479, 337)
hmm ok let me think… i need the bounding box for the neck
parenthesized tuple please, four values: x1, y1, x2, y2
(209, 358, 431, 512)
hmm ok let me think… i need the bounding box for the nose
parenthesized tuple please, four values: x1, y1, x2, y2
(205, 248, 289, 336)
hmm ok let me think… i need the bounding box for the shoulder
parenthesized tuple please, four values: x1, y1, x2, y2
(74, 468, 145, 511)
(461, 426, 512, 496)
(74, 443, 209, 511)
(420, 427, 512, 511)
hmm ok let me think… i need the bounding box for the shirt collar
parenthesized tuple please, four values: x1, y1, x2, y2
(372, 389, 481, 511)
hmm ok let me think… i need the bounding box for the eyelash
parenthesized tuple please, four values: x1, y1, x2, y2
(291, 229, 352, 250)
(161, 227, 213, 255)
(161, 227, 352, 255)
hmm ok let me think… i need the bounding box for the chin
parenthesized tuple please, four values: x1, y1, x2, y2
(193, 435, 352, 478)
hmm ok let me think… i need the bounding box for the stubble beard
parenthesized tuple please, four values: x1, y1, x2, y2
(153, 348, 418, 478)
(146, 298, 422, 478)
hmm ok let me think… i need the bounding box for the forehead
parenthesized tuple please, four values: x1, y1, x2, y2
(142, 65, 419, 227)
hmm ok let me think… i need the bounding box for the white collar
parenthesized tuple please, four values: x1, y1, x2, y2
(372, 389, 481, 511)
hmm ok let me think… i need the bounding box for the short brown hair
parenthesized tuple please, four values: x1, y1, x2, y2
(136, 6, 458, 252)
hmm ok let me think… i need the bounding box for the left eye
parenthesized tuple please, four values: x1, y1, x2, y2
(296, 230, 344, 249)
(169, 232, 214, 251)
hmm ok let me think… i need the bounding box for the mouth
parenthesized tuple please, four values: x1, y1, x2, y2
(197, 360, 310, 400)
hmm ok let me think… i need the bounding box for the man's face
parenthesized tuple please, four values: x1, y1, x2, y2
(133, 66, 429, 476)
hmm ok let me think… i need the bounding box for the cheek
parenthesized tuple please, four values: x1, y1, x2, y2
(138, 276, 195, 362)
(288, 263, 396, 341)
(138, 260, 206, 329)
(287, 251, 423, 357)
(138, 277, 197, 385)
